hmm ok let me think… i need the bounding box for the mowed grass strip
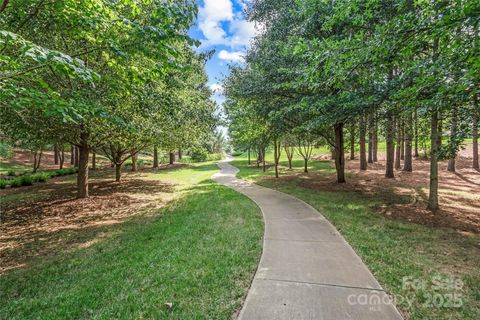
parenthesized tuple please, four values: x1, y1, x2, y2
(233, 156, 480, 320)
(0, 163, 263, 319)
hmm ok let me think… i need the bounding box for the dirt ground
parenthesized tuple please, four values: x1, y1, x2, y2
(310, 146, 480, 233)
(0, 164, 184, 274)
(2, 149, 111, 171)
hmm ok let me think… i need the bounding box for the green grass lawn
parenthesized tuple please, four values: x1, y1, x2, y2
(0, 162, 263, 319)
(0, 161, 32, 174)
(232, 154, 480, 320)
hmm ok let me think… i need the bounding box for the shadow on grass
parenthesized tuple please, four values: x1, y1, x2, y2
(0, 182, 263, 319)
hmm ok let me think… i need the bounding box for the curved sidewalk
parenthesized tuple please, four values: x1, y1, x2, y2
(212, 158, 403, 320)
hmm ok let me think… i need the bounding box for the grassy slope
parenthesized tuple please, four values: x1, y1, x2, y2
(0, 163, 263, 319)
(233, 153, 480, 320)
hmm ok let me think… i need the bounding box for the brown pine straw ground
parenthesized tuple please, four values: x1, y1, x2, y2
(0, 164, 185, 274)
(311, 146, 480, 234)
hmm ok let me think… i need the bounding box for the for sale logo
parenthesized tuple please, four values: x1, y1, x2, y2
(346, 275, 463, 311)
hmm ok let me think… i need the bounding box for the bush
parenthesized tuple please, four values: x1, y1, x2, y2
(10, 178, 21, 188)
(231, 151, 243, 157)
(7, 169, 16, 176)
(190, 148, 208, 162)
(0, 179, 7, 189)
(20, 175, 33, 186)
(207, 153, 223, 161)
(32, 172, 48, 182)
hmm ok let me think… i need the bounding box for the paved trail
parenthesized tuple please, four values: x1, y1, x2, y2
(212, 158, 403, 320)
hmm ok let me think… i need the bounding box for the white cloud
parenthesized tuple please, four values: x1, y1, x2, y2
(229, 19, 257, 47)
(197, 0, 258, 49)
(209, 83, 224, 93)
(218, 50, 244, 62)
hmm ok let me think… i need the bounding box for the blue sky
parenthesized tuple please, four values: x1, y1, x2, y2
(188, 0, 258, 106)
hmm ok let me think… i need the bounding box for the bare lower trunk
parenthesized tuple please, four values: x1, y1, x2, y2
(77, 132, 89, 199)
(350, 123, 355, 160)
(248, 148, 251, 165)
(474, 102, 479, 169)
(428, 110, 440, 211)
(54, 145, 59, 165)
(33, 150, 42, 173)
(395, 117, 401, 170)
(273, 138, 280, 178)
(70, 145, 75, 165)
(368, 113, 373, 163)
(334, 123, 346, 183)
(262, 147, 266, 172)
(385, 111, 395, 178)
(447, 106, 458, 172)
(115, 163, 122, 182)
(414, 107, 419, 157)
(373, 113, 378, 162)
(304, 158, 308, 173)
(59, 148, 65, 169)
(169, 152, 175, 165)
(153, 146, 159, 168)
(91, 151, 96, 170)
(403, 111, 413, 172)
(131, 152, 137, 171)
(74, 146, 79, 167)
(178, 149, 182, 160)
(359, 113, 367, 170)
(284, 146, 293, 169)
(400, 120, 405, 161)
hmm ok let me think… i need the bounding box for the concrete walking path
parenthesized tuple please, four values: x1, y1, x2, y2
(212, 158, 403, 320)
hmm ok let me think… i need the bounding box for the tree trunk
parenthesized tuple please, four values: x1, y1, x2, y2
(178, 149, 182, 160)
(304, 158, 308, 173)
(395, 117, 401, 170)
(273, 138, 280, 178)
(400, 119, 405, 161)
(334, 123, 346, 183)
(131, 152, 137, 171)
(359, 113, 367, 170)
(473, 97, 479, 169)
(59, 147, 65, 169)
(169, 152, 175, 165)
(70, 145, 75, 165)
(403, 111, 413, 172)
(77, 132, 89, 199)
(54, 145, 59, 165)
(115, 163, 122, 182)
(153, 146, 159, 168)
(33, 150, 42, 173)
(368, 113, 373, 163)
(403, 112, 413, 172)
(428, 110, 440, 211)
(350, 123, 355, 160)
(74, 146, 80, 167)
(414, 107, 419, 157)
(447, 106, 458, 172)
(247, 148, 251, 165)
(91, 151, 96, 170)
(385, 111, 395, 178)
(262, 147, 266, 172)
(284, 146, 293, 169)
(373, 113, 378, 162)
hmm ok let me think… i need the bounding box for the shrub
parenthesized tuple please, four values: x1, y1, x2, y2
(0, 179, 7, 189)
(10, 178, 21, 188)
(207, 153, 223, 161)
(231, 151, 243, 157)
(20, 175, 33, 186)
(7, 169, 16, 176)
(32, 172, 49, 182)
(190, 148, 208, 162)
